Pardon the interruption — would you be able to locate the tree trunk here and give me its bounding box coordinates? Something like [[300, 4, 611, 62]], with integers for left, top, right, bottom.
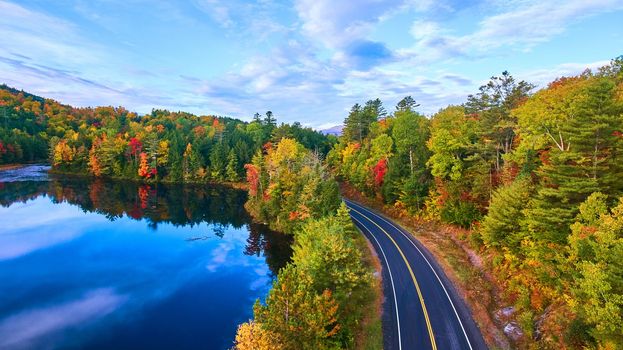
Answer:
[[409, 148, 414, 176]]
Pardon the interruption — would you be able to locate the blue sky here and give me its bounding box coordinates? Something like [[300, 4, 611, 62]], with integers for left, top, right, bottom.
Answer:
[[0, 0, 622, 129]]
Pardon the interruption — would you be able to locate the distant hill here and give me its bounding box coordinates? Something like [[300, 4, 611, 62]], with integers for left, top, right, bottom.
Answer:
[[0, 84, 46, 104], [320, 124, 342, 136], [0, 84, 337, 169]]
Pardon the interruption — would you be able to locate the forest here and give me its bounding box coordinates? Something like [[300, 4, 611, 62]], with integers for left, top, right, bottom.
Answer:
[[2, 56, 622, 349], [0, 84, 335, 183], [235, 138, 378, 350], [328, 58, 623, 349]]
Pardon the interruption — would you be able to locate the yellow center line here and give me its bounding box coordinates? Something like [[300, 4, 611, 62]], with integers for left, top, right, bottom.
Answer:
[[349, 206, 438, 350]]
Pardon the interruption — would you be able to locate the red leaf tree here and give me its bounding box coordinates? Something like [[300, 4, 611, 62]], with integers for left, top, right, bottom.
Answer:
[[138, 152, 150, 178], [245, 164, 260, 196], [129, 137, 142, 156], [373, 158, 387, 187]]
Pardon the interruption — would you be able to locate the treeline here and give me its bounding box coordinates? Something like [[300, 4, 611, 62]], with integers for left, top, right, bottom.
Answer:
[[328, 59, 623, 348], [235, 138, 377, 350], [0, 85, 335, 183], [0, 178, 250, 227]]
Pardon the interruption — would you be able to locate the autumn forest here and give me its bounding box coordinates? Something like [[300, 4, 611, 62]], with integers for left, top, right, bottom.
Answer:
[[1, 57, 623, 349]]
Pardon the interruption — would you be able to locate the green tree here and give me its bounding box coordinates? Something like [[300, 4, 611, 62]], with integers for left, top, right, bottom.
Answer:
[[254, 265, 340, 350], [567, 193, 623, 347], [480, 178, 533, 252], [391, 107, 431, 210], [342, 99, 385, 143], [395, 95, 419, 112], [522, 74, 623, 245], [465, 71, 534, 172], [292, 214, 371, 345], [209, 142, 226, 180], [427, 106, 477, 181], [226, 149, 240, 181]]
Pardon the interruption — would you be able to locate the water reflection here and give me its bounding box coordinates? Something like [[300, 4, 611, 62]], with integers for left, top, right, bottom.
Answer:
[[0, 176, 292, 350]]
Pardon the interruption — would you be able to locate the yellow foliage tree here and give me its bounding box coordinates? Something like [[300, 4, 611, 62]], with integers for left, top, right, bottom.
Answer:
[[234, 321, 281, 350], [53, 140, 75, 166]]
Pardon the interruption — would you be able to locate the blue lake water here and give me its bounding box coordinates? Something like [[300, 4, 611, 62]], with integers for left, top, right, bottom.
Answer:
[[0, 166, 291, 350]]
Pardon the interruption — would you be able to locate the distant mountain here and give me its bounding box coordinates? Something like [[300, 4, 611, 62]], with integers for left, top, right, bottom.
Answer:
[[320, 125, 342, 136]]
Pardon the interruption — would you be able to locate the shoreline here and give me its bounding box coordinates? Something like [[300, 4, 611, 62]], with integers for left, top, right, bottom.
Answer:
[[0, 162, 48, 171], [46, 168, 248, 190]]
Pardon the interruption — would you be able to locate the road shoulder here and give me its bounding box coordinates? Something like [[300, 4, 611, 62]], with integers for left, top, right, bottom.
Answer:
[[341, 183, 511, 350], [353, 219, 385, 350]]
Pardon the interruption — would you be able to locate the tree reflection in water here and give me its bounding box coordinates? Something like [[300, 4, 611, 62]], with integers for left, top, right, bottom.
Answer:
[[0, 176, 292, 276]]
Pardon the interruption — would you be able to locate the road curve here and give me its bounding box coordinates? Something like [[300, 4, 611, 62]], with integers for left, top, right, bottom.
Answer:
[[345, 199, 488, 350]]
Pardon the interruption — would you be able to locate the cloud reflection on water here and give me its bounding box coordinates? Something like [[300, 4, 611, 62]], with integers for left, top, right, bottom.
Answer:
[[0, 198, 103, 261], [0, 288, 127, 350]]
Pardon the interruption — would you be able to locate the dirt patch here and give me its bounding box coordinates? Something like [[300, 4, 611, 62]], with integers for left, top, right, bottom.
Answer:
[[340, 182, 512, 350]]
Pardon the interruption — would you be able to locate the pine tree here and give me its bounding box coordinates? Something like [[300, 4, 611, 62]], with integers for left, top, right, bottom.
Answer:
[[480, 178, 533, 251], [226, 149, 240, 182], [395, 96, 419, 112], [525, 75, 623, 244], [342, 103, 363, 143]]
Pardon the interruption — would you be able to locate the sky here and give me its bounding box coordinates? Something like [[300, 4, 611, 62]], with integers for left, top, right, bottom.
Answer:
[[0, 0, 622, 129]]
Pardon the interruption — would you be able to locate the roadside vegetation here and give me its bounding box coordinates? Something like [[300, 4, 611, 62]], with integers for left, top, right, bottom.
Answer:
[[235, 137, 380, 350], [328, 57, 623, 349]]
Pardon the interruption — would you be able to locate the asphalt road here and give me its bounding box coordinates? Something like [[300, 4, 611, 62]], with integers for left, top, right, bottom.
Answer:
[[345, 199, 488, 350]]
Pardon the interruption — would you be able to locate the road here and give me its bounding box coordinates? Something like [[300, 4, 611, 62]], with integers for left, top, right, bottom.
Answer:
[[345, 199, 488, 350]]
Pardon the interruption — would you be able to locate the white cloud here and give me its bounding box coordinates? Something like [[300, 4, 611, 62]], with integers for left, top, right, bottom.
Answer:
[[193, 0, 234, 28], [0, 0, 98, 66], [404, 0, 623, 62], [0, 0, 620, 128], [206, 241, 235, 272], [518, 59, 612, 88], [335, 65, 472, 114], [192, 0, 290, 39], [294, 0, 406, 51], [0, 1, 143, 109], [0, 199, 105, 260], [472, 0, 623, 50], [410, 20, 441, 41]]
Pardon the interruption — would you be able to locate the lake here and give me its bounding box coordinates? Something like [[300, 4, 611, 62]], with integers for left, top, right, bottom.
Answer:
[[0, 165, 292, 350]]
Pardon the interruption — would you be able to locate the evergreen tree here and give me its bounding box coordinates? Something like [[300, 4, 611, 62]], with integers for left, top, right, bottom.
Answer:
[[567, 193, 623, 347], [480, 178, 533, 252], [395, 95, 419, 112], [342, 103, 363, 143], [524, 75, 623, 244], [465, 71, 534, 172], [226, 149, 240, 181]]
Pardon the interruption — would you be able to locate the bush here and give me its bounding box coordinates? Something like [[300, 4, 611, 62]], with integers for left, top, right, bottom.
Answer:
[[440, 200, 481, 228]]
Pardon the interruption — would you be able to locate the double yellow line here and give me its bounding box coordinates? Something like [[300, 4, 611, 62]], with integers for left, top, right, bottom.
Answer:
[[349, 206, 437, 350]]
